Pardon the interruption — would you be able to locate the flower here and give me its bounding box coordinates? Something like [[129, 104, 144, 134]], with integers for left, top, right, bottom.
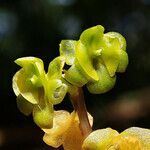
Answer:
[[59, 25, 128, 94], [12, 56, 68, 129], [43, 110, 93, 150], [82, 127, 150, 150], [12, 57, 45, 104]]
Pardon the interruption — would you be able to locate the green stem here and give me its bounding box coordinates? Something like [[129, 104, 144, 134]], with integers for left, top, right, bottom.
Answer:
[[69, 87, 92, 138]]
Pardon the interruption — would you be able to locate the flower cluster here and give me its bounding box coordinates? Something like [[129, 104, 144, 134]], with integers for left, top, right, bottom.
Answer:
[[12, 25, 149, 150], [60, 25, 128, 93]]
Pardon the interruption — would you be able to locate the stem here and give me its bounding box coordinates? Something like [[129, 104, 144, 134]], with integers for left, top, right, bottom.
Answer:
[[69, 87, 92, 138]]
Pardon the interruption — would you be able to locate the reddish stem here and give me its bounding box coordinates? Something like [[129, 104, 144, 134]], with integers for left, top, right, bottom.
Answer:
[[69, 87, 92, 138]]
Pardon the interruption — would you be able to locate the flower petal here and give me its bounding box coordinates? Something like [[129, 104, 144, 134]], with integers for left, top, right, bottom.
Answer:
[[15, 57, 45, 77], [12, 69, 39, 104], [76, 41, 99, 81], [105, 32, 126, 51], [43, 110, 71, 148], [64, 62, 88, 87], [44, 79, 68, 105], [101, 37, 121, 77], [63, 112, 93, 150], [82, 128, 119, 150], [87, 64, 116, 94], [59, 40, 76, 65], [16, 94, 33, 116], [117, 50, 129, 73], [80, 25, 104, 51], [47, 56, 65, 79], [119, 127, 150, 150]]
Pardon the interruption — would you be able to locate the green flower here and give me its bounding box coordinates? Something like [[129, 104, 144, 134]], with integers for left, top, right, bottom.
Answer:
[[12, 56, 68, 129], [13, 57, 45, 104], [59, 25, 128, 94], [45, 56, 68, 105]]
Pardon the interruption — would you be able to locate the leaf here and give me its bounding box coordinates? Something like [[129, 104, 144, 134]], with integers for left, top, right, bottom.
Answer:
[[59, 40, 76, 65], [87, 64, 116, 94], [16, 94, 34, 116]]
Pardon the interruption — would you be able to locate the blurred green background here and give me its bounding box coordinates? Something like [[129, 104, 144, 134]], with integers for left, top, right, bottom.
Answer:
[[0, 0, 150, 149]]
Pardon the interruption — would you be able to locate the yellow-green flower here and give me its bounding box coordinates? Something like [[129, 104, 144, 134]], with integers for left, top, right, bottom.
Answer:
[[82, 127, 150, 150], [59, 25, 128, 94], [13, 57, 45, 104], [12, 56, 68, 129]]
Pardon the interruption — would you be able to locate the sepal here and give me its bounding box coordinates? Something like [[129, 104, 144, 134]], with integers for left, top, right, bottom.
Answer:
[[47, 56, 65, 79], [76, 41, 99, 80], [101, 37, 121, 77], [16, 94, 33, 116], [80, 25, 104, 50], [12, 69, 40, 104], [59, 40, 76, 65]]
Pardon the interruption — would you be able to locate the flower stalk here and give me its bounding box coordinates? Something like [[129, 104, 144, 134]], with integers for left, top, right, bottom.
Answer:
[[69, 87, 92, 138]]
